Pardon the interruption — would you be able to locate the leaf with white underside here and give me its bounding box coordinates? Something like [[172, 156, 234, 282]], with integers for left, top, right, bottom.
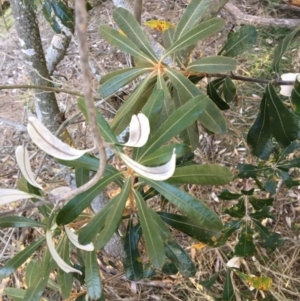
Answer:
[[123, 113, 150, 147], [227, 256, 241, 269], [0, 189, 40, 206], [27, 117, 91, 160], [119, 149, 176, 181], [64, 226, 94, 251], [15, 146, 43, 190], [280, 73, 299, 97], [46, 229, 82, 274]]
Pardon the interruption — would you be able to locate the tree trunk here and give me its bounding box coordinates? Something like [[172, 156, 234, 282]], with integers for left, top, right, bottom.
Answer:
[[10, 0, 61, 132]]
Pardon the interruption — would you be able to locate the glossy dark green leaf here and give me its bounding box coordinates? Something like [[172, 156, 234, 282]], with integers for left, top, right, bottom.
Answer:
[[264, 179, 277, 194], [75, 167, 89, 188], [218, 189, 242, 201], [207, 81, 230, 110], [135, 94, 207, 162], [56, 172, 122, 225], [247, 95, 273, 159], [113, 8, 158, 62], [162, 260, 178, 275], [139, 144, 190, 166], [241, 188, 255, 196], [223, 77, 236, 103], [213, 220, 243, 247], [3, 288, 26, 301], [277, 169, 297, 188], [222, 269, 235, 301], [111, 73, 157, 135], [43, 0, 61, 34], [199, 271, 221, 289], [0, 216, 45, 228], [25, 260, 40, 288], [234, 223, 256, 257], [278, 141, 300, 161], [95, 178, 131, 250], [58, 236, 73, 298], [50, 0, 74, 30], [167, 164, 233, 186], [250, 206, 274, 220], [85, 250, 102, 299], [144, 180, 223, 233], [291, 74, 300, 115], [249, 197, 274, 211], [221, 25, 257, 57], [164, 18, 225, 57], [123, 219, 143, 281], [0, 238, 45, 279], [99, 67, 151, 97], [188, 56, 237, 74], [272, 26, 300, 72], [279, 157, 300, 170], [224, 199, 245, 218], [252, 219, 284, 252], [134, 190, 165, 268], [166, 68, 227, 134], [266, 83, 300, 147], [238, 163, 269, 179]]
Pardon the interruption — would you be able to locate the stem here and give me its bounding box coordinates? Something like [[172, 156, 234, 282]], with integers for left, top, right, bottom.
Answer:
[[133, 0, 143, 25]]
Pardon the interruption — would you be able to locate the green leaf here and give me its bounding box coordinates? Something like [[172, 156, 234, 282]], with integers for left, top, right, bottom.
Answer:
[[95, 178, 131, 250], [234, 223, 256, 257], [266, 83, 300, 147], [3, 288, 26, 301], [252, 219, 284, 252], [214, 220, 243, 247], [221, 25, 257, 57], [247, 95, 273, 159], [0, 238, 45, 279], [43, 0, 61, 34], [0, 216, 45, 228], [111, 73, 157, 135], [187, 56, 237, 74], [291, 74, 300, 115], [165, 68, 227, 134], [113, 8, 158, 62], [222, 269, 235, 301], [163, 27, 175, 49], [199, 271, 221, 289], [158, 211, 220, 244], [50, 0, 74, 30], [123, 219, 143, 281], [75, 167, 89, 188], [58, 236, 73, 298], [99, 25, 154, 63], [99, 67, 151, 97], [143, 180, 223, 233], [249, 197, 274, 211], [207, 81, 230, 110], [164, 18, 225, 58], [224, 199, 245, 218], [238, 163, 271, 179], [250, 205, 274, 220], [223, 77, 237, 103], [173, 0, 210, 42], [84, 250, 102, 299], [25, 260, 40, 288], [218, 189, 242, 201], [56, 172, 123, 225], [167, 164, 233, 186], [136, 94, 207, 162], [272, 26, 300, 72], [134, 190, 165, 269]]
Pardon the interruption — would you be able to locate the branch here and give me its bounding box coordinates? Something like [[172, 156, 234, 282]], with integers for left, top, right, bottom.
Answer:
[[224, 2, 300, 28]]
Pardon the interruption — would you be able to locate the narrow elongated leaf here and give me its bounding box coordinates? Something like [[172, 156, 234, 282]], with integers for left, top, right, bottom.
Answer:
[[99, 25, 154, 63], [0, 238, 45, 279], [0, 189, 39, 206], [266, 83, 300, 147], [272, 26, 300, 72], [143, 179, 223, 232], [173, 0, 210, 42], [221, 25, 257, 57], [75, 167, 89, 188], [123, 220, 143, 281], [3, 288, 26, 301], [64, 226, 94, 251], [43, 0, 61, 33], [199, 271, 221, 289], [166, 68, 227, 134], [291, 74, 300, 115], [25, 260, 40, 287], [28, 117, 91, 160], [167, 164, 233, 185], [247, 95, 273, 159], [99, 67, 151, 97], [56, 172, 122, 225], [222, 269, 235, 301], [187, 56, 237, 73], [50, 0, 74, 30], [163, 27, 175, 49], [207, 81, 230, 110], [95, 178, 131, 250], [235, 223, 256, 257], [223, 77, 237, 103], [85, 250, 102, 299], [136, 95, 207, 162], [113, 8, 158, 62], [134, 190, 165, 268], [111, 73, 157, 135], [0, 216, 45, 228], [164, 18, 225, 58]]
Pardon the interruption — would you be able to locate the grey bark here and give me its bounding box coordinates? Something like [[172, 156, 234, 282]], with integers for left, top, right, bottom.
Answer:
[[10, 0, 61, 132]]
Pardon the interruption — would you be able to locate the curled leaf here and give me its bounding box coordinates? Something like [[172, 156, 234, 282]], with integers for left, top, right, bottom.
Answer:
[[46, 228, 82, 274], [50, 186, 73, 197], [15, 146, 43, 190], [226, 256, 241, 269], [119, 149, 176, 181], [0, 189, 40, 206], [123, 113, 150, 147], [64, 226, 94, 251], [280, 73, 299, 96], [27, 117, 91, 160]]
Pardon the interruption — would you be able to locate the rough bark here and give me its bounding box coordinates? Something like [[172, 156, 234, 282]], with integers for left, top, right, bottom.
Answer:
[[10, 0, 61, 132]]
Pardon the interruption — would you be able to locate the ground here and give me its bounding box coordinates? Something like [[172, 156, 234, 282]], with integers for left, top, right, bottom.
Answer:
[[0, 0, 300, 300]]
